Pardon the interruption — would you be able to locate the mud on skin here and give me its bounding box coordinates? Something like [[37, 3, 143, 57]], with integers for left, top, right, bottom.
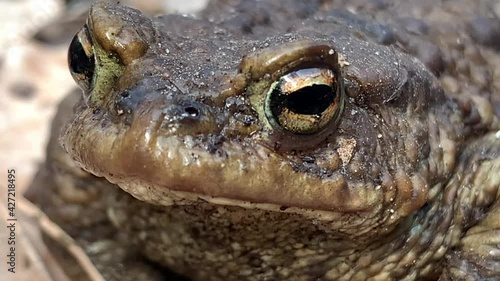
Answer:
[[33, 0, 500, 280]]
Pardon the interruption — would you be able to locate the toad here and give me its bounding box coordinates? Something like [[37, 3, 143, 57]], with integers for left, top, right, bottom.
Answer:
[[35, 0, 500, 280]]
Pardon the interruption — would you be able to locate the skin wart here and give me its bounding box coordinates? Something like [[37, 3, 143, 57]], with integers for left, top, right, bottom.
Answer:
[[34, 0, 500, 280]]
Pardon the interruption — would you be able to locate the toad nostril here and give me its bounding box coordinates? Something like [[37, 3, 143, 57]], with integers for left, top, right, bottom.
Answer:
[[184, 106, 200, 117]]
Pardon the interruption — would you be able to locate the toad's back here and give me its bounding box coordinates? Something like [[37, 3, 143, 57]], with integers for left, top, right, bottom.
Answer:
[[35, 0, 500, 280]]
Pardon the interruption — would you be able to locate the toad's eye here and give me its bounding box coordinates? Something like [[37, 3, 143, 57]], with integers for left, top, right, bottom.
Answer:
[[68, 25, 95, 96], [265, 68, 343, 134]]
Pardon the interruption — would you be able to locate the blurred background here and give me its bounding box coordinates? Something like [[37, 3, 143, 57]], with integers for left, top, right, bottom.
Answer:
[[0, 1, 205, 280]]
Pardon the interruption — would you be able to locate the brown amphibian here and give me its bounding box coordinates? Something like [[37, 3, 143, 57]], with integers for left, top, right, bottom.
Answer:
[[36, 0, 500, 280]]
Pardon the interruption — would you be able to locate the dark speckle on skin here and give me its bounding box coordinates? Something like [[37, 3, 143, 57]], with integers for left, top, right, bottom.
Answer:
[[204, 134, 226, 154]]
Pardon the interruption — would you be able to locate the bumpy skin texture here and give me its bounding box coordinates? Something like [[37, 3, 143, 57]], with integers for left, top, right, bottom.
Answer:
[[36, 0, 500, 280]]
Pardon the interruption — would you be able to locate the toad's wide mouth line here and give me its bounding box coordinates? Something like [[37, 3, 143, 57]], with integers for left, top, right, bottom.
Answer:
[[114, 178, 382, 222]]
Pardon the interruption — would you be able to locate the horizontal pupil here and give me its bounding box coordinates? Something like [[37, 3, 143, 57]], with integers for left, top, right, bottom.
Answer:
[[285, 84, 334, 115]]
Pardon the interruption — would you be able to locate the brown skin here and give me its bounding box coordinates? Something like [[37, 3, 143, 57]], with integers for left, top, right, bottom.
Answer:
[[35, 0, 500, 280]]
